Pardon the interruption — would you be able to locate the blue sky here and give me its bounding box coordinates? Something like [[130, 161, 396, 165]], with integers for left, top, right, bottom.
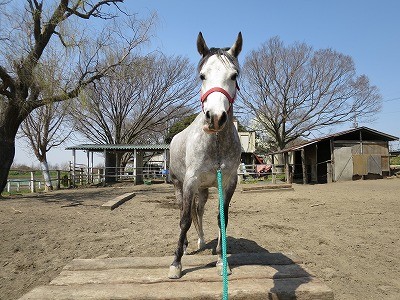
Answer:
[[14, 0, 400, 165]]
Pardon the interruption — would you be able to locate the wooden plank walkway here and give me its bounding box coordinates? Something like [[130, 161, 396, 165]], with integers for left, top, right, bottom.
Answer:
[[19, 252, 333, 299]]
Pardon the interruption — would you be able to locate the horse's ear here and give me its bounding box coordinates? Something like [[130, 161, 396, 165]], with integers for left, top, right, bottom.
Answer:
[[228, 32, 243, 58], [197, 32, 209, 57]]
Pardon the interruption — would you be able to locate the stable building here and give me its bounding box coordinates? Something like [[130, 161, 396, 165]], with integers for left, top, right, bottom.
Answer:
[[270, 127, 398, 184]]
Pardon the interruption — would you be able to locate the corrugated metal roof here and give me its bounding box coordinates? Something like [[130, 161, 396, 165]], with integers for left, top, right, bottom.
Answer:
[[65, 144, 170, 151], [269, 126, 398, 154]]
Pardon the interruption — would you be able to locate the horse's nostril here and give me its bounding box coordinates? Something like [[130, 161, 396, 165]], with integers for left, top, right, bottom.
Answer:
[[205, 111, 211, 120], [218, 112, 227, 128]]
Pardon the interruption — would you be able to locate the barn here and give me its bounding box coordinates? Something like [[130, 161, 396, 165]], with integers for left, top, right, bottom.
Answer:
[[270, 127, 398, 184]]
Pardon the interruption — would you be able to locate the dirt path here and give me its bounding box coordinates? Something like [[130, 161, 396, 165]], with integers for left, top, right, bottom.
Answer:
[[1, 179, 399, 300]]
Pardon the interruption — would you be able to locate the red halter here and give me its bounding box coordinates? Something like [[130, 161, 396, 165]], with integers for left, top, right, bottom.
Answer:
[[200, 82, 240, 113]]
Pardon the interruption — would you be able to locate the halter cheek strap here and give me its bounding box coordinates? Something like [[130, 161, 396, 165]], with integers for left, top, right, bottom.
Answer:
[[200, 82, 240, 113]]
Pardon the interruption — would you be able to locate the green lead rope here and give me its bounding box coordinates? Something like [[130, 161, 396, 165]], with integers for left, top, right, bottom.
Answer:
[[217, 169, 229, 300]]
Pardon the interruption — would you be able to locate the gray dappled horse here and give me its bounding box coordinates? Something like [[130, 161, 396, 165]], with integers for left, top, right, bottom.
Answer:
[[168, 32, 243, 279]]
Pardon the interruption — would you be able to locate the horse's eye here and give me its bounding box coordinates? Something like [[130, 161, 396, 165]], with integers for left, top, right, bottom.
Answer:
[[230, 73, 238, 81], [200, 74, 206, 80]]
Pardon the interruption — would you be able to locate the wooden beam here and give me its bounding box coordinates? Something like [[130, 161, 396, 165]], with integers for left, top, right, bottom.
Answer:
[[101, 192, 135, 210]]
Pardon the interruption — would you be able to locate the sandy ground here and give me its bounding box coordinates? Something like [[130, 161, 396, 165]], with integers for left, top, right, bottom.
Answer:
[[0, 178, 399, 300]]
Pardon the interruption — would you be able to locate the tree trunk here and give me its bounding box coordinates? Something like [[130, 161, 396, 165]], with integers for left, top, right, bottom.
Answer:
[[40, 160, 53, 191], [0, 138, 15, 195], [0, 104, 25, 194]]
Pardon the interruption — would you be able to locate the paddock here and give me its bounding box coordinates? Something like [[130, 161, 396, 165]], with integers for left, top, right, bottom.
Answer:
[[1, 179, 399, 299]]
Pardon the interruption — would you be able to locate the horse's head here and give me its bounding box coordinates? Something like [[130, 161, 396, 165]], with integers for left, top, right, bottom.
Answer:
[[197, 32, 242, 134]]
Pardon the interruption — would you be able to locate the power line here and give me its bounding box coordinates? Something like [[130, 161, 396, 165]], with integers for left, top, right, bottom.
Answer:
[[383, 97, 400, 102]]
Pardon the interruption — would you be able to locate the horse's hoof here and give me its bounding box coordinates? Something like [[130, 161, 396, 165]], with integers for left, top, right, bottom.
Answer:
[[216, 261, 232, 276], [197, 238, 205, 250], [168, 264, 182, 279]]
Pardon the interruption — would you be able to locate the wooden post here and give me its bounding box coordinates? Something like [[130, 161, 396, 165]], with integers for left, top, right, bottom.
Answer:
[[327, 163, 332, 183], [30, 171, 36, 193], [72, 149, 76, 187], [87, 151, 90, 184], [103, 149, 107, 187], [301, 148, 307, 184], [7, 181, 11, 193], [330, 138, 335, 182], [90, 151, 94, 184], [271, 154, 276, 184], [163, 149, 169, 183], [315, 144, 318, 183], [284, 152, 290, 184], [56, 170, 61, 190], [133, 149, 138, 185]]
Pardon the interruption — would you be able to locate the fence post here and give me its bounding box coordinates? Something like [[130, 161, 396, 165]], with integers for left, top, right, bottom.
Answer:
[[56, 170, 61, 189], [7, 181, 11, 193], [80, 168, 84, 185], [30, 171, 36, 193]]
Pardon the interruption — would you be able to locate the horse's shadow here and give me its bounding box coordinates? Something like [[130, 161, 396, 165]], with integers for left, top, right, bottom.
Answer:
[[185, 236, 313, 299]]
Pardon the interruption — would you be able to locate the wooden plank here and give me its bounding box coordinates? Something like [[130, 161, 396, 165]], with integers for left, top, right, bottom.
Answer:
[[100, 192, 135, 210], [241, 184, 293, 193], [51, 265, 312, 286], [20, 278, 334, 300], [19, 253, 334, 300], [63, 253, 303, 271]]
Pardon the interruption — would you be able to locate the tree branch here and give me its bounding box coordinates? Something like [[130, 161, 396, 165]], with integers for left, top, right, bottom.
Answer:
[[66, 0, 123, 19]]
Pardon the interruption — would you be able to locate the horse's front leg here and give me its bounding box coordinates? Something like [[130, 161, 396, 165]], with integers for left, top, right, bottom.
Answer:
[[168, 179, 196, 279], [216, 175, 237, 276]]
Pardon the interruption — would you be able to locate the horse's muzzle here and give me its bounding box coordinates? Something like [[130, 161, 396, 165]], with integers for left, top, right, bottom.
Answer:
[[203, 111, 227, 133]]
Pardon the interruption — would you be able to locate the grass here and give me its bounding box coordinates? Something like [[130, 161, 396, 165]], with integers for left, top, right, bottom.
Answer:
[[390, 156, 400, 165]]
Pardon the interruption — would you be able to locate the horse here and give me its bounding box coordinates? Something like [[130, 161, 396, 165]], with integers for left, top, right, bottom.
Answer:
[[168, 32, 243, 279]]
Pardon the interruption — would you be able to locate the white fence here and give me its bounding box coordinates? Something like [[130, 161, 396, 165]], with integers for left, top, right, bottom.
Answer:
[[6, 170, 66, 193]]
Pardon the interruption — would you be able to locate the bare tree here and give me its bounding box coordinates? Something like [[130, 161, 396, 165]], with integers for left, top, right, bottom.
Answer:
[[240, 37, 382, 152], [72, 53, 198, 166], [0, 0, 155, 193], [20, 101, 72, 190]]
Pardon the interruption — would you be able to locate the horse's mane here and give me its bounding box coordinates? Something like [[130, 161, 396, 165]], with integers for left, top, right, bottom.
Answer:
[[197, 47, 240, 73]]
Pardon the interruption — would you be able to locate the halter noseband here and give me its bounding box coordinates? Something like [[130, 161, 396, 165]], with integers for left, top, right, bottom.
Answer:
[[200, 82, 240, 113]]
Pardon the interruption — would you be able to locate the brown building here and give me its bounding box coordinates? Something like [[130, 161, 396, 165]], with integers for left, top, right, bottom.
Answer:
[[269, 127, 398, 184]]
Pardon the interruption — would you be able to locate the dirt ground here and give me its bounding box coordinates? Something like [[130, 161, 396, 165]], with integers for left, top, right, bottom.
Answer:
[[0, 178, 399, 300]]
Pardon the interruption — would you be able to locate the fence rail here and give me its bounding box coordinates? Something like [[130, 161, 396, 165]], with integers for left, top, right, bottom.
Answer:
[[6, 162, 296, 194], [5, 170, 68, 193]]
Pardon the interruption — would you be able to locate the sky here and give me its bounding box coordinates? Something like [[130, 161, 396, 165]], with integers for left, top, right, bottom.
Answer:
[[14, 0, 400, 166]]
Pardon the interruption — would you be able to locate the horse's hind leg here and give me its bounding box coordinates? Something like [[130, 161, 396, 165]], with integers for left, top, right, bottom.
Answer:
[[216, 176, 237, 276], [172, 178, 183, 206], [192, 188, 208, 250]]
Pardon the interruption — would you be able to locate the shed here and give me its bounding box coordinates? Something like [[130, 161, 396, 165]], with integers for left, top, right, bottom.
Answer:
[[270, 127, 398, 184], [65, 144, 170, 185]]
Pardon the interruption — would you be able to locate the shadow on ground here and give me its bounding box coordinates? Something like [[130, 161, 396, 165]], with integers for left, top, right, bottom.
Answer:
[[187, 236, 313, 299]]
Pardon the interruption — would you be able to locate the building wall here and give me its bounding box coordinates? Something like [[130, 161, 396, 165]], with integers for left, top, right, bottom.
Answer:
[[333, 146, 353, 181], [333, 141, 390, 181]]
